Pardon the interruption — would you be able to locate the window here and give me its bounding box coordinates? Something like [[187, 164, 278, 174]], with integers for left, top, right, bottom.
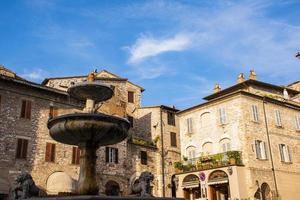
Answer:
[[16, 138, 28, 159], [218, 107, 226, 124], [295, 115, 300, 131], [167, 111, 176, 126], [186, 146, 196, 159], [202, 142, 213, 155], [72, 146, 81, 165], [106, 147, 118, 164], [220, 138, 231, 152], [49, 106, 58, 118], [186, 118, 193, 134], [275, 110, 282, 127], [251, 105, 259, 122], [141, 151, 147, 165], [128, 91, 134, 103], [279, 144, 292, 163], [45, 142, 56, 162], [170, 132, 177, 147], [127, 116, 134, 128], [255, 140, 267, 160], [20, 100, 31, 119]]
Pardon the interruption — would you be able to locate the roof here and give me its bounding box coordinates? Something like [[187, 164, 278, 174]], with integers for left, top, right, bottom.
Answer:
[[140, 105, 180, 112], [41, 69, 145, 92]]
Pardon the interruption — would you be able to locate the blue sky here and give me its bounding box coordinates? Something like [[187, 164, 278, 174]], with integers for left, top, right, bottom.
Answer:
[[0, 0, 300, 109]]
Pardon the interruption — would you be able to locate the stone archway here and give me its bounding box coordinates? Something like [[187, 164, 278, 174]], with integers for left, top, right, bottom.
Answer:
[[261, 183, 271, 200], [105, 180, 120, 196], [208, 170, 230, 200], [182, 174, 201, 200], [46, 171, 76, 195]]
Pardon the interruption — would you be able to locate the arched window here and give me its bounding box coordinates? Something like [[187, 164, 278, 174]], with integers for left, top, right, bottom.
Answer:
[[200, 112, 211, 128], [220, 138, 231, 152], [202, 142, 213, 155], [186, 146, 196, 159]]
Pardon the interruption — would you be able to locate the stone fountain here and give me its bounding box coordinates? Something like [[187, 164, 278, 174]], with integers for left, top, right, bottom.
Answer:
[[47, 71, 130, 195]]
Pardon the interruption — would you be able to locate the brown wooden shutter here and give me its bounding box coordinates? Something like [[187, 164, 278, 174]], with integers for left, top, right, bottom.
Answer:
[[170, 132, 177, 147], [105, 147, 109, 163], [49, 106, 54, 118], [128, 91, 134, 103], [72, 147, 76, 164], [141, 151, 147, 165], [25, 101, 31, 119], [16, 139, 22, 158], [21, 100, 26, 118], [45, 143, 51, 161], [51, 144, 56, 162], [22, 139, 28, 158], [115, 148, 118, 164], [76, 148, 81, 164], [0, 95, 1, 112]]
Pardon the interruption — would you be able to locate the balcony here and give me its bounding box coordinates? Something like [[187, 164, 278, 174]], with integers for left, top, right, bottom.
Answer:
[[174, 151, 243, 172]]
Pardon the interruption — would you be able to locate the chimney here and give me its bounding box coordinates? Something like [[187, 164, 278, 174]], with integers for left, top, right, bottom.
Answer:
[[249, 69, 257, 80], [214, 84, 221, 93], [237, 73, 245, 83]]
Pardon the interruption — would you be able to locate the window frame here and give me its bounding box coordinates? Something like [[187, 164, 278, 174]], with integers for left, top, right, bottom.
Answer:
[[128, 91, 134, 103], [45, 142, 56, 162], [255, 140, 268, 160], [167, 111, 176, 126], [127, 115, 134, 128], [251, 105, 259, 122], [20, 100, 32, 119], [72, 146, 81, 165], [275, 110, 282, 127], [218, 107, 227, 125], [106, 147, 118, 164], [170, 132, 177, 147], [141, 151, 148, 165], [279, 144, 292, 163], [49, 105, 58, 118], [16, 138, 28, 159], [186, 117, 193, 134], [295, 115, 300, 131]]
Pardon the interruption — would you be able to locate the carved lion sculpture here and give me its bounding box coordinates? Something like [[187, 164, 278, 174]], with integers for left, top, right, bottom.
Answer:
[[131, 171, 154, 197], [11, 172, 40, 200]]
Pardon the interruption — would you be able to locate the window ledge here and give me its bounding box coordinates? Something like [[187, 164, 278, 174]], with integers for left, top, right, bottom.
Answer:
[[251, 120, 260, 124], [256, 158, 268, 161], [275, 125, 284, 129], [281, 161, 292, 164]]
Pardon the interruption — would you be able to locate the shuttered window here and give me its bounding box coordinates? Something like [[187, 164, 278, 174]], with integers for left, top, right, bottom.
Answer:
[[20, 100, 32, 119], [255, 140, 267, 160], [219, 108, 226, 124], [16, 138, 28, 159], [45, 143, 56, 162], [170, 132, 177, 147], [127, 116, 134, 128], [167, 112, 176, 126], [128, 91, 134, 103], [0, 95, 2, 112], [275, 110, 282, 127], [279, 144, 292, 163], [141, 151, 147, 165], [295, 115, 300, 131], [187, 118, 193, 134], [105, 147, 118, 164], [251, 105, 259, 122], [72, 147, 81, 165], [49, 106, 58, 118]]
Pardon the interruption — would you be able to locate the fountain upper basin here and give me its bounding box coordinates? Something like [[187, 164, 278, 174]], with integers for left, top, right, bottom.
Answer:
[[47, 113, 130, 146]]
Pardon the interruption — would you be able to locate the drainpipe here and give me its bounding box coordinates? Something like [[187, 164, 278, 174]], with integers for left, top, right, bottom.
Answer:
[[262, 97, 279, 197], [160, 107, 166, 197]]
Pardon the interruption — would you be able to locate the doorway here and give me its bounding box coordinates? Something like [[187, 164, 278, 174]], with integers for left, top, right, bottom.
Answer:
[[105, 180, 120, 196], [208, 170, 230, 200]]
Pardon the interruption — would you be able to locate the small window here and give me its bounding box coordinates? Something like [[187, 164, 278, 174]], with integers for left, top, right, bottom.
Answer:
[[45, 142, 56, 162], [279, 144, 292, 163], [141, 151, 147, 165], [255, 140, 268, 160], [219, 107, 226, 124], [167, 111, 176, 126], [127, 116, 134, 128], [275, 110, 282, 127], [128, 91, 134, 103], [186, 118, 193, 133], [220, 138, 231, 152], [72, 146, 81, 165], [20, 100, 32, 119], [106, 147, 118, 164], [170, 132, 177, 147], [16, 138, 28, 159], [202, 142, 212, 155], [251, 105, 259, 122], [295, 115, 300, 131], [49, 106, 58, 118]]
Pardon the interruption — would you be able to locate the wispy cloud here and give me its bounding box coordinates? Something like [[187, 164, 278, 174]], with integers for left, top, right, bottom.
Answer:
[[21, 68, 48, 82], [126, 33, 191, 64]]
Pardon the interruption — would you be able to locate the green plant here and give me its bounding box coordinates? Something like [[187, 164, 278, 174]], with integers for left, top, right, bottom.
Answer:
[[182, 156, 188, 161], [153, 135, 160, 144], [226, 151, 242, 164], [174, 161, 184, 170]]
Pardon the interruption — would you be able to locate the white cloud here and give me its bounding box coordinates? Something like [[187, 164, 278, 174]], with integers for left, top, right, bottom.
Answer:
[[21, 69, 48, 82], [127, 33, 191, 64]]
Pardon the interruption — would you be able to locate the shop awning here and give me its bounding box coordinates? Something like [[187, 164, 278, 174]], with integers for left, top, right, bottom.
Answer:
[[182, 181, 200, 188], [207, 178, 228, 185]]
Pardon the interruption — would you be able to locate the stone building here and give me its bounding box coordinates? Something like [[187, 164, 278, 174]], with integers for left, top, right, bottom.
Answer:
[[174, 71, 300, 200], [0, 67, 180, 198]]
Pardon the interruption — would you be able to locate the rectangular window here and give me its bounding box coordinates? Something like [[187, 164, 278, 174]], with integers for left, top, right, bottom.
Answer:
[[167, 111, 176, 126], [72, 147, 81, 165], [127, 116, 134, 128], [187, 118, 193, 134], [20, 100, 32, 119], [49, 106, 58, 118], [45, 142, 56, 162], [170, 132, 177, 147], [279, 144, 292, 163], [251, 105, 259, 122], [275, 110, 282, 127], [295, 115, 300, 131], [255, 140, 267, 160], [219, 108, 226, 124], [128, 91, 134, 103], [105, 147, 118, 164], [16, 138, 28, 159], [141, 151, 147, 165]]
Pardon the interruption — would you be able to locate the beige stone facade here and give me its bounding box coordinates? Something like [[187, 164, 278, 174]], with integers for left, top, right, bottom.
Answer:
[[174, 74, 300, 200], [0, 67, 180, 198]]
